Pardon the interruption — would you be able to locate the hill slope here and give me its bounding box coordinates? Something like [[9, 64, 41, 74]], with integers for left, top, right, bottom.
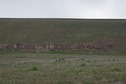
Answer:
[[0, 19, 126, 54]]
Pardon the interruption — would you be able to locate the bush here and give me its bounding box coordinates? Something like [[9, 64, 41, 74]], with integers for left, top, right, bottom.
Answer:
[[80, 63, 86, 67], [110, 66, 121, 72], [61, 58, 65, 61], [30, 66, 38, 71]]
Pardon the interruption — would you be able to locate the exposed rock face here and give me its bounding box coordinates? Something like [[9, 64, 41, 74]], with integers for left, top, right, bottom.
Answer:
[[0, 42, 116, 52]]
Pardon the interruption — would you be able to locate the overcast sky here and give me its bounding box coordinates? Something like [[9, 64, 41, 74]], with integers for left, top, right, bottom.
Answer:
[[0, 0, 126, 19]]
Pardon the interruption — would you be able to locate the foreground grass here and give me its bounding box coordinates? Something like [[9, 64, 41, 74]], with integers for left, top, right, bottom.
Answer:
[[0, 53, 126, 84]]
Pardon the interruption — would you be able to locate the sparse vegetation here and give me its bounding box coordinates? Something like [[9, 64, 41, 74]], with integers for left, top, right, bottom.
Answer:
[[0, 53, 126, 84]]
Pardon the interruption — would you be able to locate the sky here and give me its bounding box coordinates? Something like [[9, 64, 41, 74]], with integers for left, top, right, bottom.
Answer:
[[0, 0, 126, 19]]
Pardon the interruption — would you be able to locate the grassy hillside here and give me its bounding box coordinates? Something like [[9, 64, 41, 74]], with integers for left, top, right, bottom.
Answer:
[[0, 19, 126, 54]]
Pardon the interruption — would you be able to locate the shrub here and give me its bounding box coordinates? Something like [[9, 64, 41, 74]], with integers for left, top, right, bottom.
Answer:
[[80, 63, 86, 67], [61, 58, 65, 61], [110, 66, 121, 72], [31, 66, 38, 71]]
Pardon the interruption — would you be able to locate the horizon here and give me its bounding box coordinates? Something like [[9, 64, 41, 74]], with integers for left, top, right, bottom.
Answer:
[[0, 17, 126, 19]]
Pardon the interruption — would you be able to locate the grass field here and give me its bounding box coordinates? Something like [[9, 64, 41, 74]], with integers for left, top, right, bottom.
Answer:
[[0, 19, 126, 54], [0, 19, 126, 84], [0, 19, 126, 44], [0, 53, 126, 84]]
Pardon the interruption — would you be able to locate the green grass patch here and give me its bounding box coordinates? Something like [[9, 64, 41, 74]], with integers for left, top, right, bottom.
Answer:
[[110, 66, 121, 72]]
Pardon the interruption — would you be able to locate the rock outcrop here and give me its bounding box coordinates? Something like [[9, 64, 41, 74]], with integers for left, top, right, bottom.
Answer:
[[0, 42, 116, 52]]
